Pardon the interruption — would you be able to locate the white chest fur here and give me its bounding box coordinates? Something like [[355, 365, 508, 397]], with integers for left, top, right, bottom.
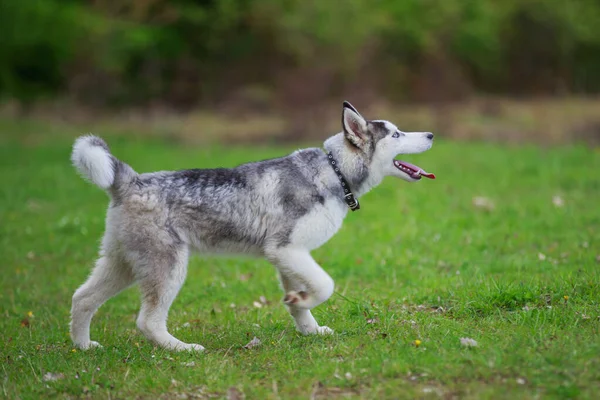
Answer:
[[288, 198, 348, 251]]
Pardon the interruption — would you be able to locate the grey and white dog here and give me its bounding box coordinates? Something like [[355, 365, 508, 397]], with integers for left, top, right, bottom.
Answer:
[[70, 101, 434, 351]]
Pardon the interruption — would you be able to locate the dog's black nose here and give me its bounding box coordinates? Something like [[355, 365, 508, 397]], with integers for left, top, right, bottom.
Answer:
[[426, 133, 434, 140]]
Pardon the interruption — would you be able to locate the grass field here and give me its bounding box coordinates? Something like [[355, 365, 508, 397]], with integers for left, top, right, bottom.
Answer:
[[1, 118, 599, 399]]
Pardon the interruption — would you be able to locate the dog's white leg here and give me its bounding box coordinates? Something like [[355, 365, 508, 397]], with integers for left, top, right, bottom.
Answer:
[[269, 248, 334, 335], [135, 246, 204, 352], [71, 255, 134, 350], [278, 272, 331, 334]]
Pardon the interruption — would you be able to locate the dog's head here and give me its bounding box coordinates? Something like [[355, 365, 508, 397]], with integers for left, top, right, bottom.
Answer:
[[341, 101, 435, 182]]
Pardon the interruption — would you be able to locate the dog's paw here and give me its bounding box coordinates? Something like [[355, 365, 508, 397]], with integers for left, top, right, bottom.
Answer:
[[297, 325, 334, 335], [77, 341, 103, 350], [315, 326, 334, 335], [283, 290, 308, 305], [180, 343, 205, 352]]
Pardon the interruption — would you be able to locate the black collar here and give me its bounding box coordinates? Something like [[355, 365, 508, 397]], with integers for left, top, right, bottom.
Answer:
[[326, 151, 360, 211]]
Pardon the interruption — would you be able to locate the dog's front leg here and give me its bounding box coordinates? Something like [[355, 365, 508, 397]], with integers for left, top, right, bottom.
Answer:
[[279, 273, 334, 335], [267, 248, 334, 335]]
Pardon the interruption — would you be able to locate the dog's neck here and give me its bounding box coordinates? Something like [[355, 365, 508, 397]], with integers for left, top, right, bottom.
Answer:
[[323, 133, 384, 198]]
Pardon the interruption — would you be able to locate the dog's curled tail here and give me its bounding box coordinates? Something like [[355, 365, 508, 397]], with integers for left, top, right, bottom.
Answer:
[[71, 135, 136, 191]]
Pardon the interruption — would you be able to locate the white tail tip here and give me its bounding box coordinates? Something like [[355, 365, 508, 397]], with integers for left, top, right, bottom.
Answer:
[[71, 135, 114, 190]]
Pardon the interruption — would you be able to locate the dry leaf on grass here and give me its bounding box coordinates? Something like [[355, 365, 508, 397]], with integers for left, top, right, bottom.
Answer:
[[552, 195, 565, 207], [43, 372, 64, 382], [472, 196, 495, 211], [460, 337, 478, 347], [252, 296, 270, 308], [243, 336, 261, 349]]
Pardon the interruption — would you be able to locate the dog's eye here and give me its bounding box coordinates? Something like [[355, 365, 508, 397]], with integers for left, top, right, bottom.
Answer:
[[392, 131, 400, 138]]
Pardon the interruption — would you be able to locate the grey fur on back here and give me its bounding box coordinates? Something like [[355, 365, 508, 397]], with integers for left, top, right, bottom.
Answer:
[[118, 146, 353, 254]]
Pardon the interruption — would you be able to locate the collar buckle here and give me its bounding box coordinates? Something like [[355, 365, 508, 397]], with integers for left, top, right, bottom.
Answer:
[[344, 193, 360, 211]]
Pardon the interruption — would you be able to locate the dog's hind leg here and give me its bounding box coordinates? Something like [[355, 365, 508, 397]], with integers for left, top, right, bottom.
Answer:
[[71, 254, 134, 350], [268, 248, 334, 335], [134, 246, 204, 352]]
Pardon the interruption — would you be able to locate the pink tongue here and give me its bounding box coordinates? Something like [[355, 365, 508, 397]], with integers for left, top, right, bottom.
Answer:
[[398, 161, 436, 179]]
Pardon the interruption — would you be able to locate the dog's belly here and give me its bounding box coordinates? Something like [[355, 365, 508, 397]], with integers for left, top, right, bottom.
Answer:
[[188, 238, 263, 256], [287, 199, 347, 250]]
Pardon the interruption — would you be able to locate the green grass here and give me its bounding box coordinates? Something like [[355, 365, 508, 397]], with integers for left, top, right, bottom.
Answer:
[[1, 119, 599, 399]]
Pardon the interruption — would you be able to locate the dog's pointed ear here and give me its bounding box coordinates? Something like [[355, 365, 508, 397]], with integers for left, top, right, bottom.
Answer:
[[342, 101, 368, 148]]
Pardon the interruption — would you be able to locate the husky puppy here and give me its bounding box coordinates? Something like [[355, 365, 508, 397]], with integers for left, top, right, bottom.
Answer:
[[70, 101, 434, 351]]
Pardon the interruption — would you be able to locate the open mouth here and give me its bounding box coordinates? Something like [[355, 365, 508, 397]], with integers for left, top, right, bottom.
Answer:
[[393, 160, 435, 180]]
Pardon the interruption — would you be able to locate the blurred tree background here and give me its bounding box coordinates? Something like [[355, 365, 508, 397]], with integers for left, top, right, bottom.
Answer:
[[1, 0, 600, 141]]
